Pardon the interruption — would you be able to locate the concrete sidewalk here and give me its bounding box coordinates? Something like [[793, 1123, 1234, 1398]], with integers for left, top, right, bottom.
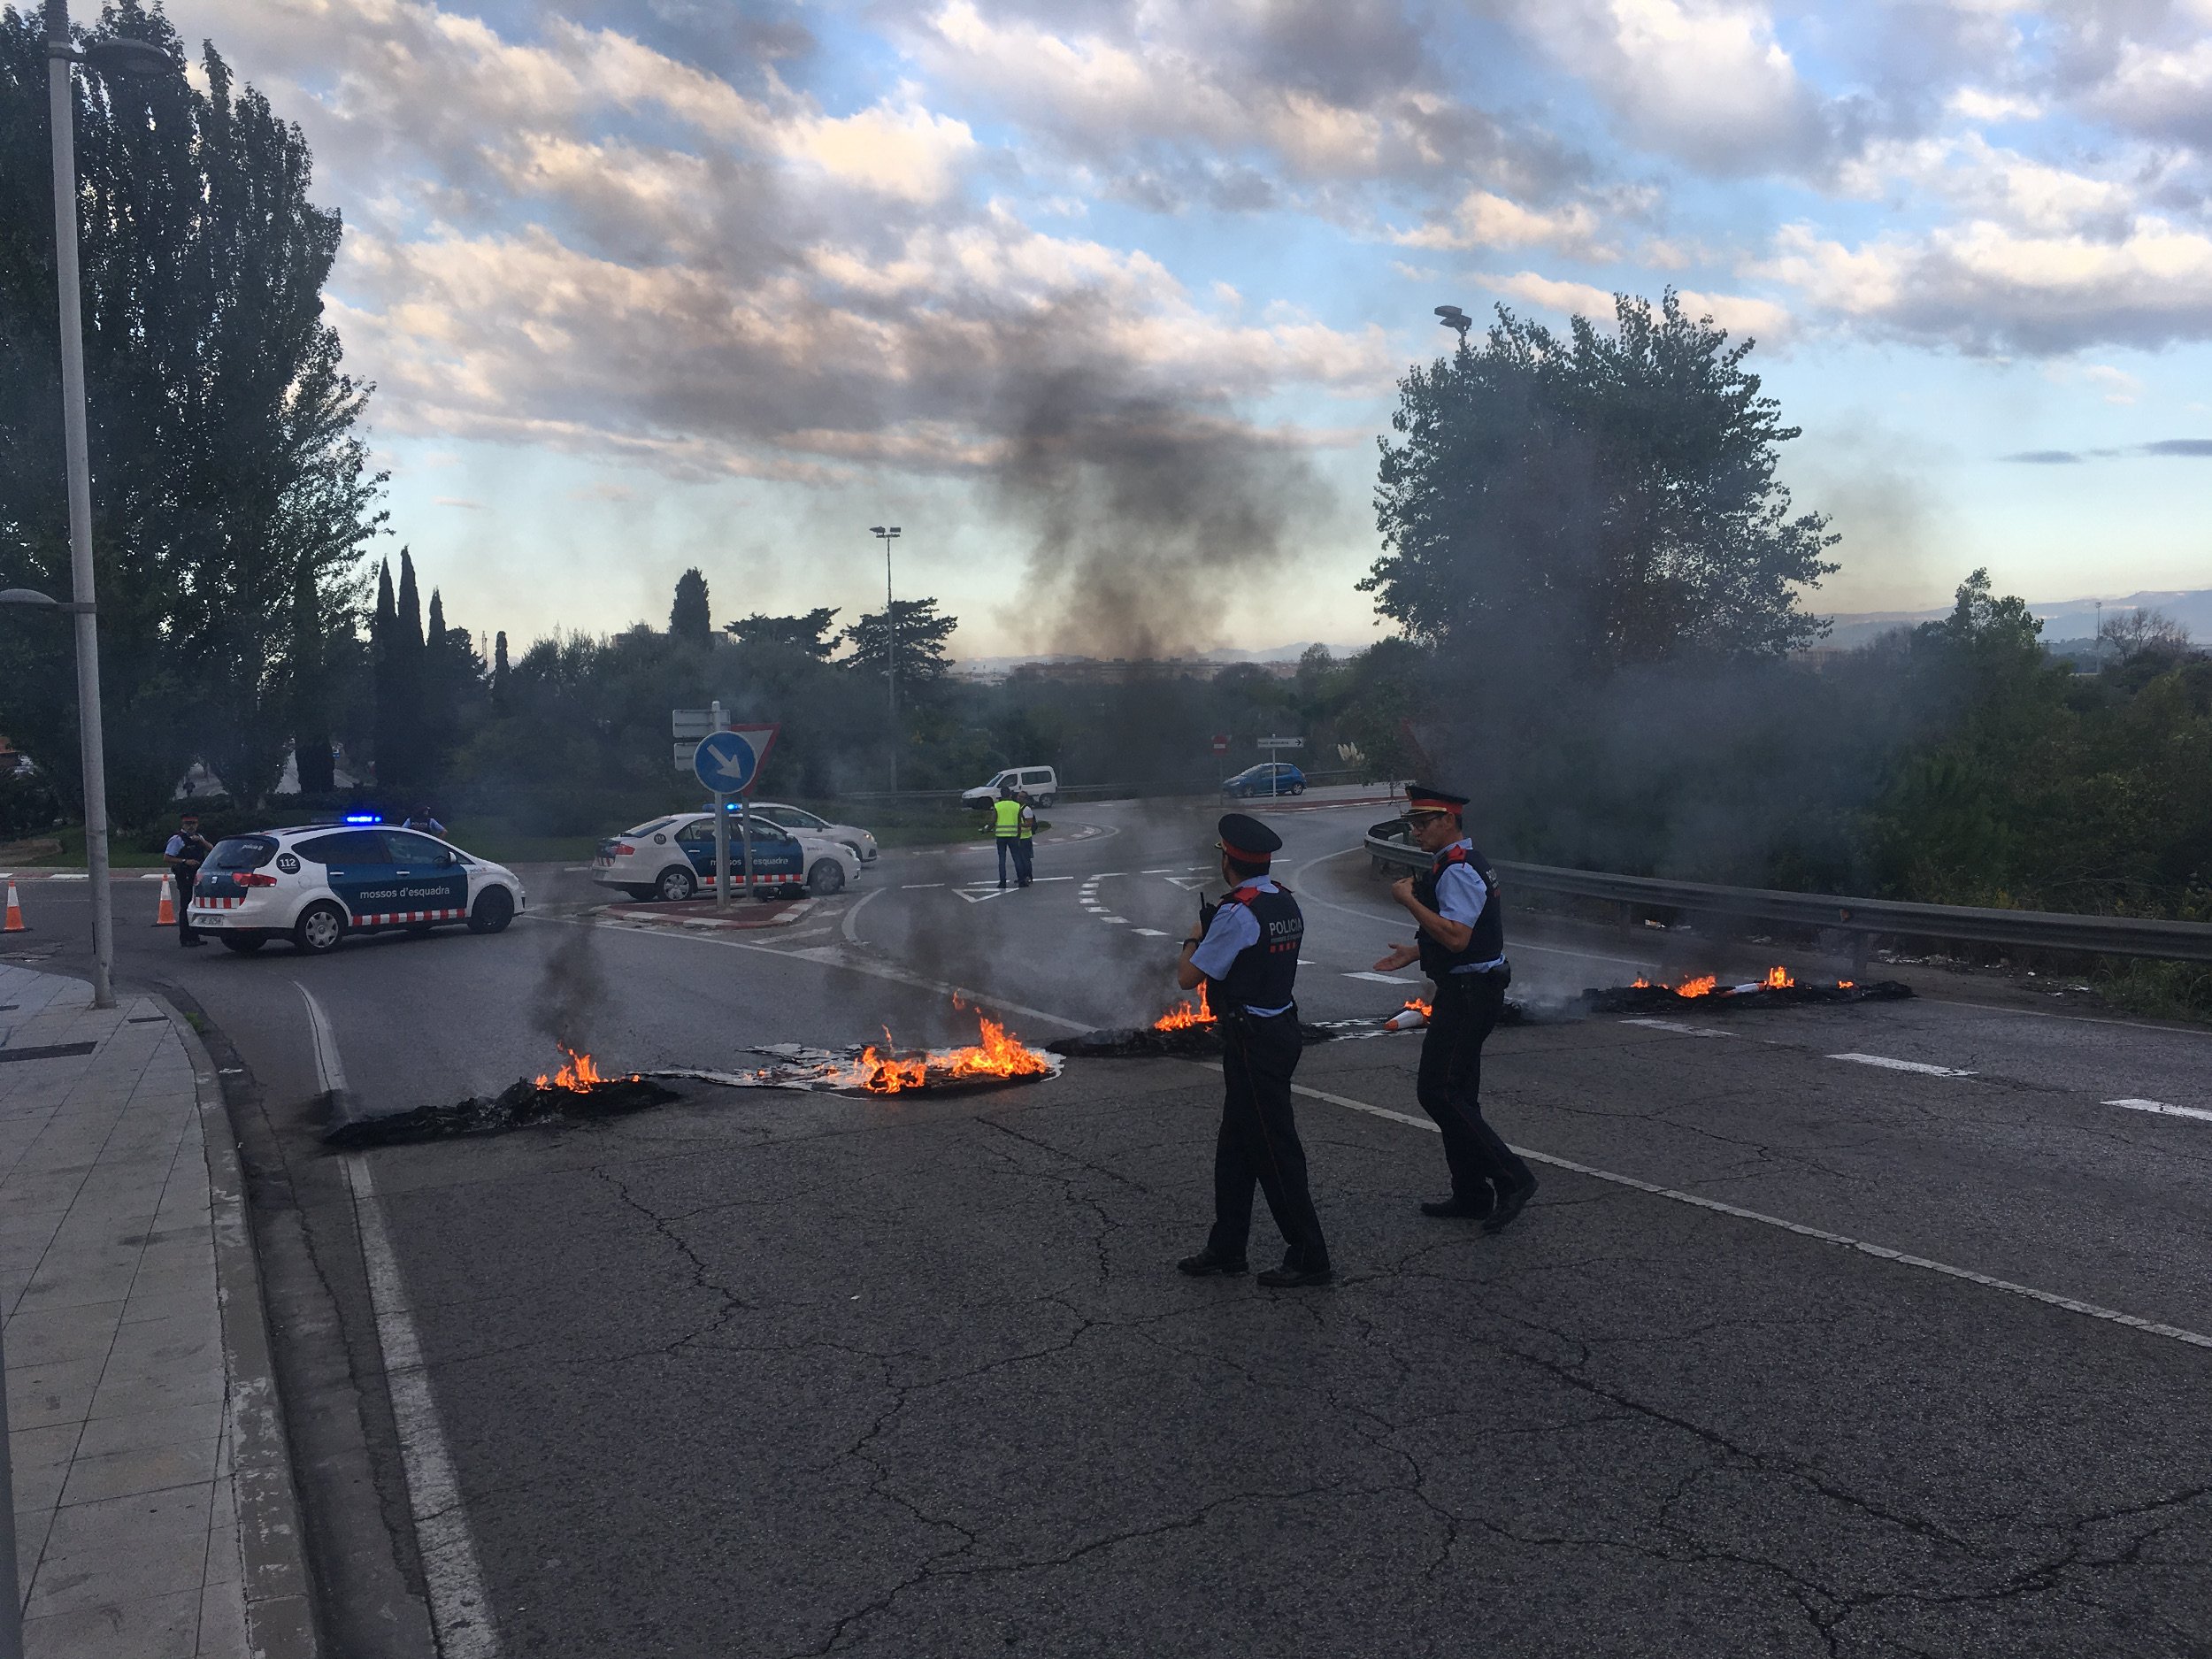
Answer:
[[2, 964, 314, 1658]]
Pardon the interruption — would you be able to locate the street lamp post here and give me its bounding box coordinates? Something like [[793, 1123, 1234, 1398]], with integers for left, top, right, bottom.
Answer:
[[869, 525, 901, 788], [36, 1, 173, 1013]]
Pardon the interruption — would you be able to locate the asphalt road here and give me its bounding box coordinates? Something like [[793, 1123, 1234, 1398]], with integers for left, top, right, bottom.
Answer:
[[7, 798, 2211, 1656]]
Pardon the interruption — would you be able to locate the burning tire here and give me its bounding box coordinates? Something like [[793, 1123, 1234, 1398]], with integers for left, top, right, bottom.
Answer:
[[655, 865, 696, 902], [293, 902, 346, 955], [468, 887, 515, 934], [219, 933, 268, 955], [806, 860, 846, 895]]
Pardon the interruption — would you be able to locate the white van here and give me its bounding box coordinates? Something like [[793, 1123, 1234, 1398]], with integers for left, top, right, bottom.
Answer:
[[962, 766, 1058, 810]]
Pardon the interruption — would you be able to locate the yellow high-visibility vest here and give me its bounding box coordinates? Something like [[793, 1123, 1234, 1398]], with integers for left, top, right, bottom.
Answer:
[[992, 797, 1023, 838]]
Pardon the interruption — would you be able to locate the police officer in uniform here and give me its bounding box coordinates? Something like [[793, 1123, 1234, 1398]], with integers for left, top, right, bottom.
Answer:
[[164, 812, 213, 949], [1175, 813, 1333, 1287], [1012, 792, 1037, 887], [1372, 784, 1538, 1232]]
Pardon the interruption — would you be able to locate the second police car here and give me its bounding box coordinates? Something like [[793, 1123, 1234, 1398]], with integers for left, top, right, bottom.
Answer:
[[592, 808, 862, 901], [188, 816, 526, 955]]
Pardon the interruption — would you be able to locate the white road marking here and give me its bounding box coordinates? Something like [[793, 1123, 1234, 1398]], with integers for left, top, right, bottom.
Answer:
[[297, 980, 501, 1653], [1272, 1075, 2212, 1353], [1033, 876, 1074, 882], [1141, 869, 1174, 874], [1345, 971, 1417, 984], [901, 882, 945, 889], [1133, 928, 1169, 937], [1621, 1018, 1736, 1039], [1162, 876, 1207, 890], [348, 1156, 504, 1657], [1097, 916, 1130, 925], [953, 887, 1015, 903], [1829, 1052, 1976, 1077], [2107, 1098, 2212, 1123], [296, 981, 349, 1098]]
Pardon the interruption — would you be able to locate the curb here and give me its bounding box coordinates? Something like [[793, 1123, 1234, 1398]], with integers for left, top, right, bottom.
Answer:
[[161, 996, 324, 1659]]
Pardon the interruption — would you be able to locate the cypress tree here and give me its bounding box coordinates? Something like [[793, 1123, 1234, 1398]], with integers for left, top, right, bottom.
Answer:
[[390, 549, 426, 787], [291, 559, 335, 794], [493, 629, 509, 711], [371, 557, 399, 787], [670, 567, 711, 645]]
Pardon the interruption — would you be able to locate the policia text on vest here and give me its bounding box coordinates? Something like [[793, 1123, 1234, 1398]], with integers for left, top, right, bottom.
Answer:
[[1172, 812, 1333, 1289], [1372, 783, 1538, 1233]]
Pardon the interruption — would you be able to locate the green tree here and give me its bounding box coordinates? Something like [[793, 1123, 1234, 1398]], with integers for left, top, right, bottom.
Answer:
[[0, 4, 382, 817], [725, 607, 840, 657], [669, 567, 711, 645], [1364, 291, 1836, 671], [842, 598, 956, 689]]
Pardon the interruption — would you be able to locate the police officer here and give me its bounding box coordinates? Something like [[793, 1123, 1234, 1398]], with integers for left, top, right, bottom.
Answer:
[[1012, 792, 1037, 887], [164, 812, 213, 949], [1371, 784, 1538, 1233], [1175, 813, 1333, 1287], [989, 781, 1024, 889]]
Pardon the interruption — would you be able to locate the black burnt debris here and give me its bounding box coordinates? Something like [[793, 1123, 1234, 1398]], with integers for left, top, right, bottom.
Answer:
[[1584, 979, 1915, 1015], [1048, 1002, 1532, 1060], [326, 1073, 680, 1148]]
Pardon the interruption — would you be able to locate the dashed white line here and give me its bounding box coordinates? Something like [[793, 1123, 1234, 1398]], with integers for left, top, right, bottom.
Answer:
[[1133, 928, 1170, 937], [1097, 916, 1130, 925], [2106, 1098, 2212, 1123], [1829, 1052, 1977, 1077], [1621, 1018, 1736, 1039], [901, 883, 945, 888]]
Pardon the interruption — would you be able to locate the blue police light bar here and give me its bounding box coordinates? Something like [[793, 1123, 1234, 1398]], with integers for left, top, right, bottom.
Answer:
[[343, 812, 383, 825]]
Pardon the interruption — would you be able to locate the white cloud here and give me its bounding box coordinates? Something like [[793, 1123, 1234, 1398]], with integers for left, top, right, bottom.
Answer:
[[1479, 271, 1794, 342], [1947, 88, 2042, 123], [1755, 217, 2212, 353], [1508, 0, 1829, 173], [1394, 189, 1609, 257]]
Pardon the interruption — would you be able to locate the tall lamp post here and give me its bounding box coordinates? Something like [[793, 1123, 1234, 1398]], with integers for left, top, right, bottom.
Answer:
[[869, 525, 901, 788], [36, 2, 176, 1013]]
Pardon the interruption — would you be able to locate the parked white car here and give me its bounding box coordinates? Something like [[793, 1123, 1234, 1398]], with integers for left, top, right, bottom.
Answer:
[[742, 802, 879, 865], [961, 765, 1058, 810], [592, 810, 863, 902]]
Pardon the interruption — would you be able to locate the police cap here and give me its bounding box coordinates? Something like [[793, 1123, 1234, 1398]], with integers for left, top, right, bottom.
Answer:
[[1404, 782, 1469, 814], [1216, 812, 1282, 864]]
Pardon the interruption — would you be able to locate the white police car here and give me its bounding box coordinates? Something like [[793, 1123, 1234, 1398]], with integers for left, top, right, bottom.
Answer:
[[592, 809, 861, 902], [188, 817, 526, 955]]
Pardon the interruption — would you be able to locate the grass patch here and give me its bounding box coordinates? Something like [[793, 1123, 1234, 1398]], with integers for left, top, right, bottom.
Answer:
[[5, 827, 168, 868], [2094, 958, 2212, 1025]]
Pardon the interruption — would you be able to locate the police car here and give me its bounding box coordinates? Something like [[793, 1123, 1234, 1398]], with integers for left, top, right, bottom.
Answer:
[[591, 809, 862, 902], [188, 817, 526, 956]]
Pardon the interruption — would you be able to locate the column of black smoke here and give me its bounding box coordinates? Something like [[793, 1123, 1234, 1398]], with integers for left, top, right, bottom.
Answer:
[[532, 920, 606, 1065]]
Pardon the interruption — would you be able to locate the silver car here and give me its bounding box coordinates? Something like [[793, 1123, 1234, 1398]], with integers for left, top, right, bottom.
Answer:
[[743, 802, 879, 865]]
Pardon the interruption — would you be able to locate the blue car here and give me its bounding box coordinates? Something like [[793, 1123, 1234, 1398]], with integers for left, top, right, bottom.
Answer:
[[1221, 762, 1306, 799]]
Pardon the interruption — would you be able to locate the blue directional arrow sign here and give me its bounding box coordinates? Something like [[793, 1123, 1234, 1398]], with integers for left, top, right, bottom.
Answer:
[[691, 726, 778, 797]]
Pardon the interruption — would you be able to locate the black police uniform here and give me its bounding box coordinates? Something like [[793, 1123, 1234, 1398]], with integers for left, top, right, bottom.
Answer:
[[1190, 817, 1331, 1279], [166, 828, 211, 945], [1405, 789, 1535, 1218]]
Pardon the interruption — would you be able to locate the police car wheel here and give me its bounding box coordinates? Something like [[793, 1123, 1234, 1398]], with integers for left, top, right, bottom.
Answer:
[[806, 860, 845, 895], [294, 902, 346, 955], [468, 887, 514, 934], [657, 866, 696, 902], [219, 933, 267, 955]]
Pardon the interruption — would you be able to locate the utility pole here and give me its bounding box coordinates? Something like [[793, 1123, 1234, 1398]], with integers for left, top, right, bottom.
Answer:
[[46, 0, 118, 1011], [870, 525, 901, 788]]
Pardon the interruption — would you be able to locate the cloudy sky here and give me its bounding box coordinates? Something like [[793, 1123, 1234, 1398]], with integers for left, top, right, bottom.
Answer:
[[165, 0, 2212, 657]]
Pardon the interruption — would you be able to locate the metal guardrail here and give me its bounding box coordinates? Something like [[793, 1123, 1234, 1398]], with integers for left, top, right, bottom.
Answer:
[[1362, 826, 2212, 964], [827, 769, 1387, 807]]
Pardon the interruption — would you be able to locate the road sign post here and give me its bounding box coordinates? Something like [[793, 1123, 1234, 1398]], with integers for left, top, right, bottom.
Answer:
[[1257, 736, 1304, 750], [1210, 734, 1228, 757], [688, 722, 781, 910]]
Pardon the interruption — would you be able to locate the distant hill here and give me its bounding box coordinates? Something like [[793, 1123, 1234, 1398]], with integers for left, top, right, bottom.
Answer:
[[1822, 588, 2212, 649]]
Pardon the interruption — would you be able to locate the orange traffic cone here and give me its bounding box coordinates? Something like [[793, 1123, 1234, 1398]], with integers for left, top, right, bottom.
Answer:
[[4, 879, 25, 933], [155, 873, 177, 926]]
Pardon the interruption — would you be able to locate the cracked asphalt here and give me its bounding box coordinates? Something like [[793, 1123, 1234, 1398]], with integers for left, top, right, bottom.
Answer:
[[15, 795, 2212, 1655]]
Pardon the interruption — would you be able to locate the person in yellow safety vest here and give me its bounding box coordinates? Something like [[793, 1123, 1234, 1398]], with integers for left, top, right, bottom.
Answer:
[[990, 781, 1024, 889], [1012, 793, 1037, 887]]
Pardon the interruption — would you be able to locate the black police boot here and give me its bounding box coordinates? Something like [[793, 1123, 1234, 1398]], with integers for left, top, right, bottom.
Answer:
[[1419, 1191, 1494, 1219], [1257, 1260, 1335, 1288], [1483, 1177, 1538, 1234], [1178, 1248, 1248, 1277]]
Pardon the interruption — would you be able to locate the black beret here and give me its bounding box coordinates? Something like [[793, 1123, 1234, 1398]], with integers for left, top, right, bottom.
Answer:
[[1217, 813, 1283, 860]]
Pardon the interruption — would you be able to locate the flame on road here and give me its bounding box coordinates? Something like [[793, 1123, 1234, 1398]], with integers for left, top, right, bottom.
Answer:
[[847, 1014, 1053, 1094], [1629, 965, 1855, 1000], [534, 1046, 622, 1089], [1401, 997, 1433, 1018], [1153, 985, 1216, 1030]]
